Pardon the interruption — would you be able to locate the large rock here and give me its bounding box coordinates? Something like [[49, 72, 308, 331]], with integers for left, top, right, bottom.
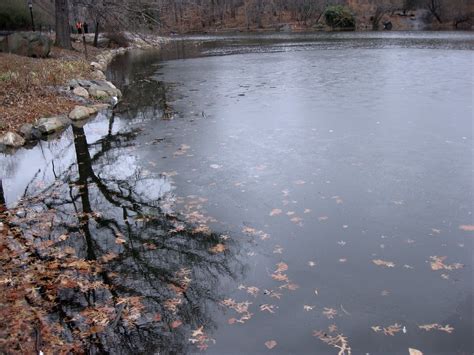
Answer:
[[91, 70, 106, 80], [73, 86, 89, 98], [34, 116, 69, 135], [92, 103, 110, 111], [19, 123, 34, 140], [69, 106, 97, 121], [0, 132, 25, 147], [88, 82, 122, 99], [90, 61, 105, 71], [89, 88, 109, 99], [0, 32, 52, 58]]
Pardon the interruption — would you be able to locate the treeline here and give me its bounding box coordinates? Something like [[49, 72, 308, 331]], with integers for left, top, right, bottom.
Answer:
[[99, 0, 472, 32], [84, 0, 472, 32], [1, 0, 472, 34]]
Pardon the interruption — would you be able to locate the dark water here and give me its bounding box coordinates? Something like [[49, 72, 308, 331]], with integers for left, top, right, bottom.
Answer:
[[1, 32, 473, 354]]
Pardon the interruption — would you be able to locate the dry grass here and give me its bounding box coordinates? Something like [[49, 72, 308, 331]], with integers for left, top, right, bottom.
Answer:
[[0, 43, 103, 134]]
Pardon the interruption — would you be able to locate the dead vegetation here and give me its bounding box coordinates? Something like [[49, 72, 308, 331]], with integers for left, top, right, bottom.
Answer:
[[0, 43, 101, 135]]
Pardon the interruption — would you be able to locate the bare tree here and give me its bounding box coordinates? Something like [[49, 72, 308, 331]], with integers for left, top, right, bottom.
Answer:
[[426, 0, 443, 23], [371, 4, 398, 30]]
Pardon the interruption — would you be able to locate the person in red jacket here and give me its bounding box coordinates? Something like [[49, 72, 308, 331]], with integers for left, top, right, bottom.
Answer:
[[75, 21, 82, 34]]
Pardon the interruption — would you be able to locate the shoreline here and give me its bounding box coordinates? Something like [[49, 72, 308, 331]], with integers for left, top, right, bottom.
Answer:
[[0, 34, 168, 151]]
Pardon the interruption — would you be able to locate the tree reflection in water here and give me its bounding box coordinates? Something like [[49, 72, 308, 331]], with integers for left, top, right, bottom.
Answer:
[[10, 114, 243, 353]]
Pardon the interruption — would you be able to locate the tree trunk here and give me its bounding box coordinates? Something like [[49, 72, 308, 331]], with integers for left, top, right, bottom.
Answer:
[[93, 22, 100, 47], [55, 0, 72, 49]]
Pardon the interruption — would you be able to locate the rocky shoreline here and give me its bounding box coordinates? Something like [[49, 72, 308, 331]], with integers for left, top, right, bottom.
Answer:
[[0, 36, 166, 151]]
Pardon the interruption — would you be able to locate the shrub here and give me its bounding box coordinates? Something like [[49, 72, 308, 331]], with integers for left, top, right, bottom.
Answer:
[[324, 5, 355, 30], [104, 32, 130, 48], [0, 0, 30, 30]]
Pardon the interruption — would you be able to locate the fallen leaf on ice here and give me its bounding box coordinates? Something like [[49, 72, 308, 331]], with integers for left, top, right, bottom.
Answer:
[[322, 307, 337, 319], [260, 304, 276, 313], [372, 259, 395, 268], [384, 323, 402, 336], [192, 326, 204, 337], [209, 243, 227, 254], [419, 324, 454, 334], [171, 320, 182, 328], [438, 324, 454, 334], [272, 273, 289, 282], [100, 253, 118, 263], [372, 324, 403, 336], [290, 216, 303, 224], [418, 324, 438, 331], [313, 328, 351, 355], [275, 262, 288, 273], [270, 209, 282, 216], [429, 256, 463, 271], [273, 245, 283, 254], [265, 340, 277, 349], [115, 237, 126, 245]]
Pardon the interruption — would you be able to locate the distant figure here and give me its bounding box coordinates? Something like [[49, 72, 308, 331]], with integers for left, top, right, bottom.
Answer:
[[76, 21, 82, 34], [83, 22, 89, 34]]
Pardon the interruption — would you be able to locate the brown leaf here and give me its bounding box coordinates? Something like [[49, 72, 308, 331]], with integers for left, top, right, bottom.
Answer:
[[275, 262, 288, 273], [264, 340, 277, 349], [372, 259, 395, 268], [170, 320, 182, 329], [322, 307, 337, 319], [429, 256, 463, 271], [383, 323, 402, 336], [260, 304, 276, 313], [209, 243, 226, 254], [100, 252, 118, 263], [269, 209, 282, 216]]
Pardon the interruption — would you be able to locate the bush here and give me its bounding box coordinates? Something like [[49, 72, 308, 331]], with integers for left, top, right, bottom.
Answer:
[[0, 0, 30, 30], [104, 32, 130, 48], [324, 5, 355, 30]]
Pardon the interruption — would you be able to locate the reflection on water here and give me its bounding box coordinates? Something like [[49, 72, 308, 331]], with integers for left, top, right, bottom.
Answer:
[[1, 32, 473, 354], [3, 113, 244, 353]]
